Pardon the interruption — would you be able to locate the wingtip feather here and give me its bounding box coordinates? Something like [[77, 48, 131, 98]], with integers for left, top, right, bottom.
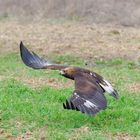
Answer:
[[20, 41, 23, 46], [111, 90, 119, 99], [19, 41, 48, 69]]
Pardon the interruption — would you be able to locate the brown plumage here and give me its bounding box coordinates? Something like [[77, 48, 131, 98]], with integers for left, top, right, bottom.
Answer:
[[20, 41, 119, 116]]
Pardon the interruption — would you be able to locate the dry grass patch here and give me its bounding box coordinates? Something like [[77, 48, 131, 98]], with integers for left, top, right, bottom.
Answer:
[[0, 129, 14, 140], [36, 125, 48, 140], [69, 126, 91, 140], [12, 131, 32, 140], [104, 132, 136, 140], [0, 20, 140, 62], [15, 76, 73, 89], [72, 126, 91, 134], [0, 75, 5, 81], [125, 83, 140, 93], [114, 133, 135, 140]]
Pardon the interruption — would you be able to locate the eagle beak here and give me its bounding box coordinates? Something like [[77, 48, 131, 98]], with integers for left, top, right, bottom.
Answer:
[[60, 70, 65, 75]]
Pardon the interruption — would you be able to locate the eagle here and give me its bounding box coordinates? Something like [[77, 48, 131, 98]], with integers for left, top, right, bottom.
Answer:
[[20, 41, 118, 116]]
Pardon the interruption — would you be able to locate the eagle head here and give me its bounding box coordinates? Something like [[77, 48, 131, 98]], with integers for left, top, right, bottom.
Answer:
[[60, 67, 78, 80]]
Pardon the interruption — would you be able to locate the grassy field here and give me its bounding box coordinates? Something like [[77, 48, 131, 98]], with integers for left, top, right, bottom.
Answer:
[[0, 20, 140, 139]]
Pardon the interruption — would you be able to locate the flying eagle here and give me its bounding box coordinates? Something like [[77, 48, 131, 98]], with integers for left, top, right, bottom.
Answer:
[[20, 42, 118, 116]]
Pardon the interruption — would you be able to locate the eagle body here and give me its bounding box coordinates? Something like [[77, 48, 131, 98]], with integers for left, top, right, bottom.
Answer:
[[20, 42, 118, 116]]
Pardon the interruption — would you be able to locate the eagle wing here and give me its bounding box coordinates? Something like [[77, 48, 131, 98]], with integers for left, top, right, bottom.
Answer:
[[63, 74, 107, 116], [89, 72, 119, 99], [20, 41, 67, 70]]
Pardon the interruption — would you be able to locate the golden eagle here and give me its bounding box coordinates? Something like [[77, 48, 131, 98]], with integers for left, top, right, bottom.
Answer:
[[20, 42, 118, 116]]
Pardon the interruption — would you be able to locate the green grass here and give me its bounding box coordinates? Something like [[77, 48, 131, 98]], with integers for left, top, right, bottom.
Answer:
[[0, 53, 140, 139]]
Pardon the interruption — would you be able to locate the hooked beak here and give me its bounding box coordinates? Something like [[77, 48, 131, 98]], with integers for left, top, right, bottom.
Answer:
[[60, 70, 65, 75]]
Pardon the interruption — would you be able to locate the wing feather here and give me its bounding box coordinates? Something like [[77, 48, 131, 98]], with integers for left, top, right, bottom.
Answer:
[[63, 74, 107, 116], [90, 72, 119, 99], [20, 41, 67, 70]]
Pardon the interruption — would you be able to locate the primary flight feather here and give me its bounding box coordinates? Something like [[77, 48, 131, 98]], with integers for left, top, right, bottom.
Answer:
[[20, 41, 118, 116]]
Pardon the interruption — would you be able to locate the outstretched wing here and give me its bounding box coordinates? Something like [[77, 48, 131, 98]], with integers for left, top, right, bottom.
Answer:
[[63, 74, 107, 116], [20, 41, 67, 70]]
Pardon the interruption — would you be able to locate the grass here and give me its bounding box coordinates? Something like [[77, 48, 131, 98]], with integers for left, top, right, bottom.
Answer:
[[0, 52, 140, 139]]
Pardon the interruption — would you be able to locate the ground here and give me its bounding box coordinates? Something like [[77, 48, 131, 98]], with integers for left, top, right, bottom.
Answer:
[[0, 19, 140, 140]]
